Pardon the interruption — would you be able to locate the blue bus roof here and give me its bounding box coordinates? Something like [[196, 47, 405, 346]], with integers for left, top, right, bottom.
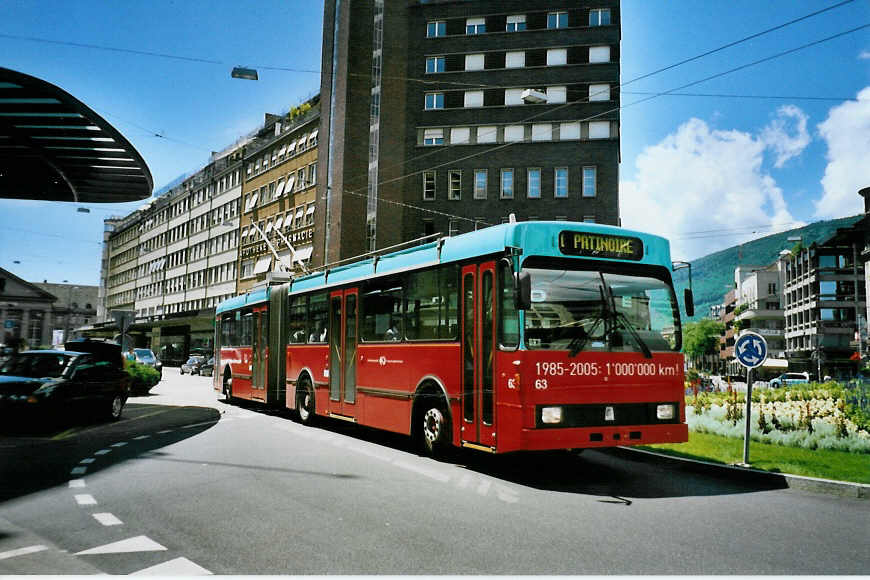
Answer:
[[215, 286, 269, 315], [216, 221, 673, 313]]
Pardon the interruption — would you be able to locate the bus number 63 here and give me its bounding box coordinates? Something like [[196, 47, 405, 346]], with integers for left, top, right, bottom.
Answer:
[[535, 379, 548, 390]]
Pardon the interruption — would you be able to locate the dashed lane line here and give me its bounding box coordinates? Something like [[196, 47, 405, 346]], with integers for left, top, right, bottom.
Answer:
[[0, 545, 48, 560], [91, 513, 123, 527], [70, 467, 87, 476], [131, 556, 212, 575], [74, 494, 97, 506], [75, 535, 167, 556], [68, 479, 86, 488]]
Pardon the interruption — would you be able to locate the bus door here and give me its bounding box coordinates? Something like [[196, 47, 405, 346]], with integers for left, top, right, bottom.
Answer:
[[251, 304, 269, 401], [461, 262, 497, 450], [328, 289, 358, 419]]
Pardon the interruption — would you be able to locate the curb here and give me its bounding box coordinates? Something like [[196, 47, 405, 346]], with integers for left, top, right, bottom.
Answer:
[[611, 446, 869, 500]]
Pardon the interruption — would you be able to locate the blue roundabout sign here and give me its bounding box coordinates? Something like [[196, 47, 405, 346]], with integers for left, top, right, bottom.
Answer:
[[734, 331, 768, 369]]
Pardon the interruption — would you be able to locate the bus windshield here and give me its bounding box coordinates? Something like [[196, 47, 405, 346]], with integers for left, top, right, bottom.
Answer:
[[523, 264, 680, 354]]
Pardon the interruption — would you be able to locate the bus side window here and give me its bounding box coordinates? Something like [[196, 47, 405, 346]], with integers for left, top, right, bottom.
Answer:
[[361, 277, 403, 342], [288, 296, 308, 343], [308, 292, 329, 343]]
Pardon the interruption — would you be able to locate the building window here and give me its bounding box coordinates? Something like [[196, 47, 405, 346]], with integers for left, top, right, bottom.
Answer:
[[505, 51, 525, 68], [466, 17, 485, 35], [504, 125, 524, 142], [477, 126, 497, 143], [560, 122, 580, 140], [589, 9, 611, 26], [474, 169, 488, 199], [589, 83, 610, 102], [589, 45, 611, 63], [506, 15, 526, 31], [465, 53, 485, 71], [451, 127, 470, 144], [426, 56, 445, 73], [464, 90, 484, 108], [448, 170, 462, 200], [554, 167, 568, 198], [583, 215, 596, 223], [527, 168, 541, 198], [546, 86, 567, 104], [582, 166, 597, 197], [546, 48, 568, 66], [547, 11, 568, 28], [448, 218, 460, 237], [423, 128, 444, 145], [427, 20, 446, 37], [423, 171, 436, 200], [425, 92, 444, 110], [531, 124, 552, 141], [505, 88, 524, 106], [589, 121, 611, 139], [500, 169, 514, 199]]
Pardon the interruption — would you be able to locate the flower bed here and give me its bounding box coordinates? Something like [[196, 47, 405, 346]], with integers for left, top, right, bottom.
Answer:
[[686, 383, 870, 454]]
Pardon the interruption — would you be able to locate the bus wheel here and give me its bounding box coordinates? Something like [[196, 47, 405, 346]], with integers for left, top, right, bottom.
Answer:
[[297, 377, 315, 425], [420, 397, 451, 458], [222, 370, 233, 403]]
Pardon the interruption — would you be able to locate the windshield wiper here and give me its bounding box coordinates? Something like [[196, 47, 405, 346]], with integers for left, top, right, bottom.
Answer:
[[568, 274, 652, 359]]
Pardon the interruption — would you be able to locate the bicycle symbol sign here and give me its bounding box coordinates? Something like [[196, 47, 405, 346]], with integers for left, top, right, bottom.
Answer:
[[735, 332, 768, 369]]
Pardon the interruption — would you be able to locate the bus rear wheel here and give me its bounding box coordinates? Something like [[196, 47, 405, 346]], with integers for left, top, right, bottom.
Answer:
[[297, 378, 315, 425]]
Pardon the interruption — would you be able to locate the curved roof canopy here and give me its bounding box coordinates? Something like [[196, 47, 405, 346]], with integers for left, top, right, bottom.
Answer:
[[0, 67, 152, 203]]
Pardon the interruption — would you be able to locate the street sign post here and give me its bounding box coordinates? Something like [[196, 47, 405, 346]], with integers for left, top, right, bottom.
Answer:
[[111, 310, 135, 351], [734, 331, 768, 466]]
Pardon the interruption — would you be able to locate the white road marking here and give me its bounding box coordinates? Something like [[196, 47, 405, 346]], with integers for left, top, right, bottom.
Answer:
[[92, 513, 123, 526], [392, 460, 450, 483], [181, 420, 218, 429], [133, 435, 150, 440], [0, 545, 48, 560], [94, 449, 111, 455], [79, 458, 95, 464], [110, 442, 127, 448], [75, 535, 167, 555], [156, 429, 174, 434], [131, 556, 212, 575], [70, 467, 87, 475], [68, 479, 86, 488], [74, 494, 97, 506]]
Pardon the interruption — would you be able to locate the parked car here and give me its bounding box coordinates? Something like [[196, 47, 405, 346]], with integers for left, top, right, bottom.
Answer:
[[769, 372, 810, 388], [199, 357, 215, 377], [0, 339, 129, 422], [180, 355, 206, 375], [129, 348, 162, 378]]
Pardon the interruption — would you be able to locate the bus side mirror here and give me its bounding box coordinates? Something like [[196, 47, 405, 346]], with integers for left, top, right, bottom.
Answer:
[[684, 288, 694, 318], [516, 271, 531, 310]]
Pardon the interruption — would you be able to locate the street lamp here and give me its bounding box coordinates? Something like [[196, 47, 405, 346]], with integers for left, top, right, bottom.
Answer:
[[231, 66, 259, 81]]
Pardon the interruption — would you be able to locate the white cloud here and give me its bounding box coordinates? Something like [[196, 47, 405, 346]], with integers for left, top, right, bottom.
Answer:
[[620, 118, 803, 261], [813, 87, 870, 219], [760, 105, 811, 168], [860, 50, 870, 60]]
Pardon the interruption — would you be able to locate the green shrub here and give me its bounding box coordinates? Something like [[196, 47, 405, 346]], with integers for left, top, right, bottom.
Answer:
[[124, 360, 160, 394]]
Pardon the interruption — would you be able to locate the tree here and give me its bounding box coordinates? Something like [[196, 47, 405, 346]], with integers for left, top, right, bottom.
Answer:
[[683, 318, 725, 370]]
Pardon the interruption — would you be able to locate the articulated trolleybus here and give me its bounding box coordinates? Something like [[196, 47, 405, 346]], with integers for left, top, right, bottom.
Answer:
[[214, 221, 691, 456]]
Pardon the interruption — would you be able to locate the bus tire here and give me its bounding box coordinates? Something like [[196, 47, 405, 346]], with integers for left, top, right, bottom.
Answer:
[[222, 369, 233, 404], [297, 376, 315, 425], [416, 391, 452, 458]]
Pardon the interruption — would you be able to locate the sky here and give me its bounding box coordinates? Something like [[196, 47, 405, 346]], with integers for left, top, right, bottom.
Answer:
[[0, 0, 868, 286]]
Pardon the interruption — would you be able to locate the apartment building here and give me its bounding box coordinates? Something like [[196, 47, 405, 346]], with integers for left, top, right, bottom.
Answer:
[[782, 218, 867, 377], [733, 262, 786, 358], [99, 145, 244, 362], [238, 101, 320, 294], [317, 0, 621, 265]]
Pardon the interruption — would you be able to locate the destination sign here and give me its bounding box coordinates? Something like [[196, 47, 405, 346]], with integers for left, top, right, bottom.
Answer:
[[558, 231, 644, 261]]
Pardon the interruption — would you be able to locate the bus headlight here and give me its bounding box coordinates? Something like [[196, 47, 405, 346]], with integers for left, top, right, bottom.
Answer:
[[656, 404, 675, 420], [541, 406, 563, 424]]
